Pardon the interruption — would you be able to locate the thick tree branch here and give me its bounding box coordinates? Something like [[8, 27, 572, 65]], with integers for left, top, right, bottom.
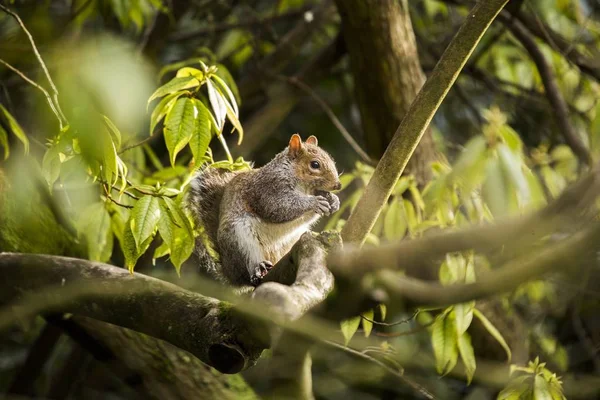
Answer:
[[503, 18, 591, 165], [340, 0, 509, 245], [0, 233, 336, 374]]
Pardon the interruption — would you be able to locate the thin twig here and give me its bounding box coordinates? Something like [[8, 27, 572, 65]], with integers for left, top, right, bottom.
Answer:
[[361, 310, 419, 327], [118, 130, 160, 154], [0, 58, 63, 129], [283, 75, 375, 165], [0, 4, 68, 129], [374, 321, 434, 338], [323, 340, 435, 399]]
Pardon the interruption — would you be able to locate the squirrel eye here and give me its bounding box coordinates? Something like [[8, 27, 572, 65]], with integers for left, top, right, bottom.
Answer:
[[310, 160, 320, 169]]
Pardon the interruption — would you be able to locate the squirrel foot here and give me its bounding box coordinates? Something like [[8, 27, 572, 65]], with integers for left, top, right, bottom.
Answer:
[[250, 261, 274, 286]]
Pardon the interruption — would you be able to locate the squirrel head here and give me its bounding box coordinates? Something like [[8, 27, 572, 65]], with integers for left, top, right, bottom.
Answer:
[[287, 134, 341, 193]]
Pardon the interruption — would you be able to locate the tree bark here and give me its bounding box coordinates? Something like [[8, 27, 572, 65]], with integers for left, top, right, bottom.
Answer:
[[335, 0, 437, 182]]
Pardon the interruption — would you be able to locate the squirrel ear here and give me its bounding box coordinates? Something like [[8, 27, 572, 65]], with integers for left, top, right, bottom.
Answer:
[[289, 133, 302, 157], [306, 135, 318, 146]]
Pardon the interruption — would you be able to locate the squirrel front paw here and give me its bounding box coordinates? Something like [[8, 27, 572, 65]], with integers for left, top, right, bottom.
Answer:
[[325, 192, 340, 214], [312, 195, 332, 216], [250, 261, 274, 286]]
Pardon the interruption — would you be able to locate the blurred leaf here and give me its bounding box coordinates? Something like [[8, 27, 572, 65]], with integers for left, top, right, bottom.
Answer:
[[130, 195, 161, 249], [432, 313, 458, 375], [148, 76, 200, 103], [482, 156, 509, 217], [404, 199, 418, 233], [473, 308, 512, 362], [540, 165, 566, 198], [383, 199, 407, 240], [450, 136, 488, 190], [0, 124, 9, 160], [341, 316, 361, 345], [454, 302, 475, 336], [103, 115, 122, 149], [164, 97, 196, 166], [361, 309, 374, 338], [499, 125, 523, 153], [457, 332, 476, 384], [498, 144, 530, 206], [0, 104, 29, 154], [378, 304, 387, 321], [77, 202, 113, 262]]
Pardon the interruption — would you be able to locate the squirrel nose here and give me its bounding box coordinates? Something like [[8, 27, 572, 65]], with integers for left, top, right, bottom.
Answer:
[[333, 181, 342, 191]]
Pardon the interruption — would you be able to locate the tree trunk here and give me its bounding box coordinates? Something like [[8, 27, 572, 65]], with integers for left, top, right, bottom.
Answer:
[[335, 0, 437, 182]]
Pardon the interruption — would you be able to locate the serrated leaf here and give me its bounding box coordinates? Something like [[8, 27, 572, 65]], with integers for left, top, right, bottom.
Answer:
[[457, 331, 476, 384], [148, 76, 200, 104], [341, 316, 361, 345], [473, 308, 512, 362], [361, 309, 374, 338], [164, 97, 196, 166], [383, 199, 407, 240], [431, 314, 458, 375], [154, 240, 170, 259], [454, 302, 475, 336], [190, 99, 213, 161], [0, 124, 9, 160], [0, 104, 29, 154], [120, 219, 151, 273], [150, 91, 184, 135], [130, 195, 161, 249]]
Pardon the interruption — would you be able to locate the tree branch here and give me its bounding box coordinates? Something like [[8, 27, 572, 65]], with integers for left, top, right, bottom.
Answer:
[[340, 0, 510, 245]]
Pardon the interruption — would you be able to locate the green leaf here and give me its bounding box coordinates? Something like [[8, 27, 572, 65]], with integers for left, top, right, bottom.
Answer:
[[473, 308, 512, 362], [361, 309, 374, 338], [0, 123, 9, 160], [130, 195, 161, 249], [148, 76, 200, 104], [169, 225, 194, 275], [498, 144, 530, 206], [215, 64, 241, 105], [482, 156, 509, 217], [454, 302, 475, 336], [211, 74, 239, 117], [378, 304, 387, 321], [499, 125, 523, 153], [383, 199, 407, 240], [103, 115, 122, 149], [431, 313, 458, 375], [77, 202, 113, 262], [457, 331, 476, 384], [150, 91, 184, 135], [164, 97, 196, 166], [0, 104, 29, 154], [190, 99, 213, 162], [534, 374, 554, 400], [341, 316, 361, 345], [450, 136, 488, 190]]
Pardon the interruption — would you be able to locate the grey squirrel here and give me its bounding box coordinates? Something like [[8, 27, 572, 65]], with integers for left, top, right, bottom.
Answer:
[[186, 134, 341, 287]]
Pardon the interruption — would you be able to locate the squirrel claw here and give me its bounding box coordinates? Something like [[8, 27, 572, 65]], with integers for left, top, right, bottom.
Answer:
[[250, 261, 274, 286]]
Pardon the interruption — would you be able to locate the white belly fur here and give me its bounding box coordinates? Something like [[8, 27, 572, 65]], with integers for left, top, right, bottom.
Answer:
[[253, 212, 319, 262]]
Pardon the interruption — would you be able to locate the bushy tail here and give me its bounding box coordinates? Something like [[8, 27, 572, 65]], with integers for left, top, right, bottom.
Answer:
[[186, 166, 240, 282], [187, 167, 238, 246]]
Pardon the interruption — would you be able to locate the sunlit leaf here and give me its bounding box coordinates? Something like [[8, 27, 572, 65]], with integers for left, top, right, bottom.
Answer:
[[150, 91, 184, 135], [190, 99, 213, 162], [103, 115, 122, 149], [498, 144, 530, 206], [482, 156, 509, 217], [341, 316, 361, 345], [473, 308, 512, 362], [457, 332, 476, 384], [361, 309, 374, 338], [164, 97, 196, 166], [432, 313, 458, 375], [0, 104, 29, 154], [0, 124, 9, 160], [148, 76, 200, 104], [378, 304, 387, 321], [206, 79, 227, 131], [454, 302, 475, 336], [130, 195, 161, 249], [383, 199, 407, 240]]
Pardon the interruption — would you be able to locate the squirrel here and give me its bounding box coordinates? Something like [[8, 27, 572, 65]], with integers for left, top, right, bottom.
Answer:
[[186, 134, 341, 287]]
